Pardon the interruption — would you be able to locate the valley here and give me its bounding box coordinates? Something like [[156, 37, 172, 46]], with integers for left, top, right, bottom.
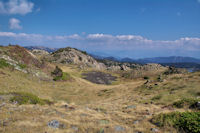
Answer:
[[0, 45, 199, 133]]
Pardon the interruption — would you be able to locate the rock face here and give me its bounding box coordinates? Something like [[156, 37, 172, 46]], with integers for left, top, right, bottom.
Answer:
[[48, 47, 106, 70], [121, 63, 167, 79], [164, 66, 188, 75], [82, 71, 117, 85], [97, 59, 140, 71]]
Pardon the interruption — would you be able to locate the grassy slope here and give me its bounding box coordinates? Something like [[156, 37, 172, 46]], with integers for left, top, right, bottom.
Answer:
[[0, 64, 200, 133]]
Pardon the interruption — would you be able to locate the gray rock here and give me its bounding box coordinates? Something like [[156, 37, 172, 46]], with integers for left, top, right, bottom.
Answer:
[[48, 47, 106, 70], [196, 101, 200, 109], [71, 125, 78, 131], [0, 102, 6, 108], [48, 120, 60, 128], [115, 125, 125, 132], [133, 120, 139, 124], [126, 105, 136, 109], [151, 128, 159, 132]]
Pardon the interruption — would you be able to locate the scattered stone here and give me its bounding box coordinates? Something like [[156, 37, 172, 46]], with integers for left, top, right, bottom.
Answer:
[[133, 120, 139, 124], [196, 102, 200, 109], [151, 128, 159, 132], [126, 105, 136, 109], [0, 102, 6, 108], [114, 125, 125, 132], [48, 120, 60, 129], [71, 125, 79, 131], [191, 101, 200, 110]]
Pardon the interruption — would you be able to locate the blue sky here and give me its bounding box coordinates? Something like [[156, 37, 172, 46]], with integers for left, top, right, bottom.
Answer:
[[0, 0, 200, 58]]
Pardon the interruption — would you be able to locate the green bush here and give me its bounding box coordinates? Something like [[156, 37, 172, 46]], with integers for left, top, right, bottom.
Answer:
[[53, 72, 71, 81], [0, 59, 10, 68], [51, 66, 71, 81], [18, 63, 27, 69], [10, 92, 52, 105], [173, 98, 198, 108], [151, 112, 200, 133], [143, 76, 149, 80]]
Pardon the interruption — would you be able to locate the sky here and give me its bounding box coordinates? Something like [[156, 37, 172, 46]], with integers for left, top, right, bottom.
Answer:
[[0, 0, 200, 59]]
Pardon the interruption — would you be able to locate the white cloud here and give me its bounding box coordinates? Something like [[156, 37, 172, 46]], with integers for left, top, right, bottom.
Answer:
[[0, 32, 16, 37], [0, 0, 34, 15], [198, 0, 200, 3], [0, 32, 199, 57], [87, 34, 113, 39], [9, 18, 22, 29]]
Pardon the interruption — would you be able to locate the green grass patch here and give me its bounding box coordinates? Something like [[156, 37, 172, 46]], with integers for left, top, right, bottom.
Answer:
[[151, 95, 162, 101], [151, 111, 200, 133], [0, 59, 10, 68], [10, 92, 53, 105], [173, 98, 199, 109], [18, 63, 27, 69]]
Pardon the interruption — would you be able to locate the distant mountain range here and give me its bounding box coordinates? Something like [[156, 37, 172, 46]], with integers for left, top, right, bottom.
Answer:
[[24, 46, 200, 71], [93, 56, 200, 64], [24, 46, 58, 53], [136, 56, 200, 64]]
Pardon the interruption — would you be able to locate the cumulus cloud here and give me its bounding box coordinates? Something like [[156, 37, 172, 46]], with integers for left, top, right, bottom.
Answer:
[[0, 0, 34, 15], [9, 18, 22, 29], [0, 32, 199, 58]]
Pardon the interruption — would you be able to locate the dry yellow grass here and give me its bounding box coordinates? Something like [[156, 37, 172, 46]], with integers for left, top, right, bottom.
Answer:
[[0, 65, 200, 133]]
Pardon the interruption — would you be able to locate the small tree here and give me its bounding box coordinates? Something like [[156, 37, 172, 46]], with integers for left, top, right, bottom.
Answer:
[[51, 66, 63, 77]]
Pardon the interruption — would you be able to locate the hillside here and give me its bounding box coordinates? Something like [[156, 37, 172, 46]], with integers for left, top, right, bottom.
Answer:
[[0, 45, 199, 133]]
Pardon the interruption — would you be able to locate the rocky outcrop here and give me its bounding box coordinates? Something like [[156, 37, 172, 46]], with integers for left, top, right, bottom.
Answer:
[[97, 59, 140, 71], [121, 63, 167, 79], [0, 45, 51, 79], [48, 47, 106, 70], [31, 49, 49, 56]]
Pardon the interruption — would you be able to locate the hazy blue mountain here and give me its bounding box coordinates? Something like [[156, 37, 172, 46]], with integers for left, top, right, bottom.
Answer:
[[137, 56, 200, 64], [121, 57, 136, 63], [24, 46, 58, 53]]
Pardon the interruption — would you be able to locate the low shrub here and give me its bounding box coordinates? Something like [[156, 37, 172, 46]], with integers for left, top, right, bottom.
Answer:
[[18, 63, 27, 69], [0, 59, 10, 68], [10, 92, 52, 105], [53, 72, 71, 81], [151, 95, 162, 101], [151, 111, 200, 133], [51, 66, 71, 81], [173, 98, 199, 109]]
